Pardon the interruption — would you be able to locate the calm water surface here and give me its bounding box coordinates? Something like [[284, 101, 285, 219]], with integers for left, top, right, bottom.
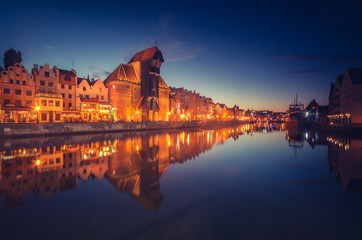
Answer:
[[1, 124, 362, 240]]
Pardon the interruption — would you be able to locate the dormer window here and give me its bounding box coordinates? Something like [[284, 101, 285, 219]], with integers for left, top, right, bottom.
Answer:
[[9, 79, 13, 83], [45, 71, 49, 77]]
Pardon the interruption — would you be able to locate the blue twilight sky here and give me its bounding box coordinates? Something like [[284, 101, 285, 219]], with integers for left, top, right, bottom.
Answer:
[[1, 0, 362, 111]]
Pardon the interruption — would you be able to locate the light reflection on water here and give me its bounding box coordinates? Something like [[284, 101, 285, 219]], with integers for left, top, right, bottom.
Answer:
[[1, 124, 362, 239]]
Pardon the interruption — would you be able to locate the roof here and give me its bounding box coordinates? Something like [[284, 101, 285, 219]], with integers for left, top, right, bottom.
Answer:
[[348, 67, 362, 85], [77, 77, 91, 86], [58, 69, 77, 76], [336, 74, 344, 86], [128, 46, 164, 63], [104, 64, 140, 84], [159, 76, 168, 89]]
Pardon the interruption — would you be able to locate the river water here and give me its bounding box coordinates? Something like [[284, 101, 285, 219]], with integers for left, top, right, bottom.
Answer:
[[1, 124, 362, 240]]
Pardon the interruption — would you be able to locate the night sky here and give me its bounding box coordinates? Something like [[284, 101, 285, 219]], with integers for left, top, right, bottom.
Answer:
[[1, 0, 362, 111]]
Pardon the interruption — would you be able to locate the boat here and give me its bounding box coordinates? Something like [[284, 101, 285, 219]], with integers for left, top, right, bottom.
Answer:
[[286, 94, 306, 131]]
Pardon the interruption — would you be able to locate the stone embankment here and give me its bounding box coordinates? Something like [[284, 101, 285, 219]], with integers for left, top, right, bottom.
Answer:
[[0, 120, 246, 138]]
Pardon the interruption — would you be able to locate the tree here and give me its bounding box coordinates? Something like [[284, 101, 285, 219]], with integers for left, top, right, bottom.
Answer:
[[3, 48, 22, 69]]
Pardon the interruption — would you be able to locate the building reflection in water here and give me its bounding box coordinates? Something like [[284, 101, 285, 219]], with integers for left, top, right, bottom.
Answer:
[[326, 136, 362, 194], [0, 124, 283, 210], [285, 127, 362, 194]]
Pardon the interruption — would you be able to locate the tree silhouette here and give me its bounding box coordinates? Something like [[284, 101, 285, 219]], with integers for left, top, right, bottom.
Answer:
[[3, 48, 22, 69]]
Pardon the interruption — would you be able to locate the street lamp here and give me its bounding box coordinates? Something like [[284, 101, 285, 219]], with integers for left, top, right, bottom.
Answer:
[[136, 110, 139, 122], [35, 106, 40, 123]]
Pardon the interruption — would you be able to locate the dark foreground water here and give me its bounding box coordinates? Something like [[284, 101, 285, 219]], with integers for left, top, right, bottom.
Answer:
[[1, 124, 362, 240]]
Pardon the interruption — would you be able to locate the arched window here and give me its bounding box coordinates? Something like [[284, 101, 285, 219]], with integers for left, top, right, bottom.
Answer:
[[10, 79, 13, 84]]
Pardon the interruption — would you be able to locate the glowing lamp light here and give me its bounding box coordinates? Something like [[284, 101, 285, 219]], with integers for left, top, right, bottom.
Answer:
[[136, 145, 139, 151], [35, 106, 40, 111], [36, 160, 40, 166], [136, 111, 139, 114]]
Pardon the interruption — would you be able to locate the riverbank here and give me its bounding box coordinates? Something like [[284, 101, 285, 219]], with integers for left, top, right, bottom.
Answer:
[[0, 120, 247, 138], [311, 122, 362, 138]]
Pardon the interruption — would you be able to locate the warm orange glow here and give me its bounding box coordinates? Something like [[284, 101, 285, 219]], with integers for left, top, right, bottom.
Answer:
[[35, 106, 40, 111], [36, 160, 40, 166], [136, 111, 139, 114], [136, 145, 139, 151]]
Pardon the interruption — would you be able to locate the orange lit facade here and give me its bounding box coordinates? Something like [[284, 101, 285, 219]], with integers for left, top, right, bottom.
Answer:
[[0, 63, 36, 123], [0, 47, 244, 124], [58, 69, 78, 121], [77, 78, 113, 122], [32, 63, 63, 122]]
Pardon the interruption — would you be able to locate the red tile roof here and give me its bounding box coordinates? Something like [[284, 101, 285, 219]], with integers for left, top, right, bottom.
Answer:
[[128, 46, 164, 63], [104, 64, 140, 84]]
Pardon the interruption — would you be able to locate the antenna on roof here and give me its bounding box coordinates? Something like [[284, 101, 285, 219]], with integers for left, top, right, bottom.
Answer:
[[72, 58, 74, 68], [155, 40, 158, 46]]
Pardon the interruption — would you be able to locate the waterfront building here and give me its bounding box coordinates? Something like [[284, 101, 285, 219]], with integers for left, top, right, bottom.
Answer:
[[158, 76, 170, 121], [104, 63, 141, 122], [329, 67, 362, 126], [128, 46, 168, 121], [0, 63, 36, 123], [188, 90, 201, 120], [32, 64, 63, 122], [340, 67, 362, 126], [58, 69, 78, 121], [305, 99, 328, 123], [76, 78, 112, 122]]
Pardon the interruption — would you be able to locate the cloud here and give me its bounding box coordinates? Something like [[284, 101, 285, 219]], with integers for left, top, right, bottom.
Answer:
[[120, 14, 204, 63], [276, 55, 362, 64], [85, 65, 111, 79], [282, 69, 319, 74]]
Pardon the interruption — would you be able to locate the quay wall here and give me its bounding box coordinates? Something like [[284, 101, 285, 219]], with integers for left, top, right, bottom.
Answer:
[[0, 120, 246, 138]]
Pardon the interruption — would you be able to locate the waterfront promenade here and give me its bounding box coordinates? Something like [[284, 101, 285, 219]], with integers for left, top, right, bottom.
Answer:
[[0, 120, 246, 138]]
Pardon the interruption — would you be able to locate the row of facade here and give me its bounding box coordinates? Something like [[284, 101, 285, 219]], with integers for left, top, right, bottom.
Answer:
[[328, 66, 362, 127], [0, 47, 245, 123]]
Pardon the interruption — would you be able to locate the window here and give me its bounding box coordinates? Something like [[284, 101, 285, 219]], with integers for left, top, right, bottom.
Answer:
[[26, 100, 32, 106], [83, 87, 86, 91], [40, 80, 45, 86], [42, 113, 47, 121], [3, 88, 10, 94], [61, 84, 64, 89], [61, 93, 65, 98], [16, 80, 20, 84], [4, 99, 10, 105], [68, 85, 72, 90], [41, 100, 47, 106], [9, 79, 13, 83], [56, 158, 61, 164], [55, 114, 61, 121], [68, 94, 72, 98], [48, 81, 53, 87], [101, 96, 104, 100], [45, 71, 49, 77], [68, 103, 72, 108], [63, 102, 65, 108], [15, 100, 21, 106], [49, 100, 54, 106], [15, 89, 21, 95], [55, 101, 60, 107], [99, 88, 102, 92], [26, 90, 32, 96], [22, 81, 26, 85]]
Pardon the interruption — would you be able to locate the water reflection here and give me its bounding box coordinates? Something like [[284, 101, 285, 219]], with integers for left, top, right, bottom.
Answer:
[[327, 136, 362, 194], [0, 124, 284, 210], [285, 126, 362, 194]]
